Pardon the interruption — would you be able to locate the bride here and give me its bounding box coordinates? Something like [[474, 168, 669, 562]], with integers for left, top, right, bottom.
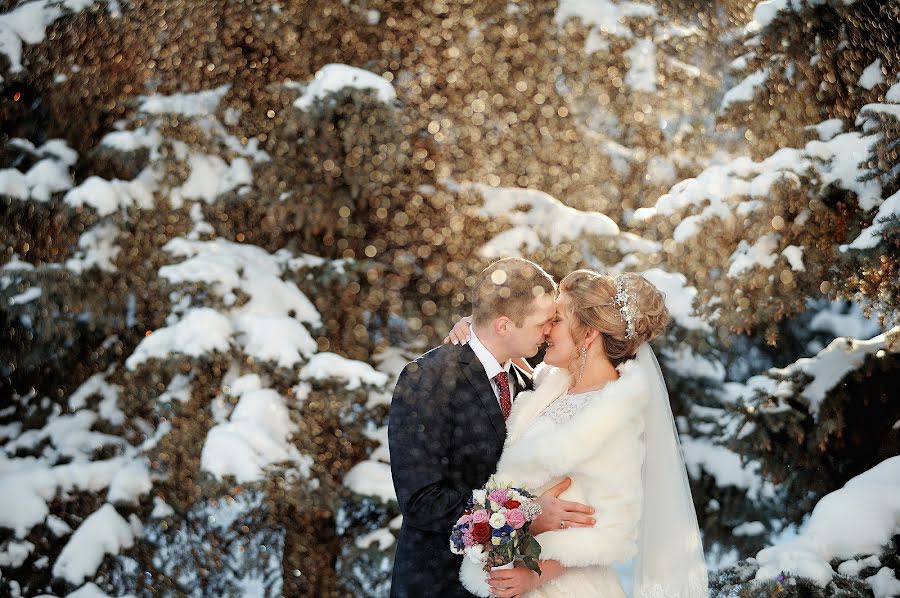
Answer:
[[451, 270, 708, 597]]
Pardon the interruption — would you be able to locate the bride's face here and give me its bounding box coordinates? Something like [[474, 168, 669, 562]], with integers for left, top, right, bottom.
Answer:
[[543, 292, 578, 368]]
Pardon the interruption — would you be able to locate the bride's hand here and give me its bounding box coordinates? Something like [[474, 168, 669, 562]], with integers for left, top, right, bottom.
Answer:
[[487, 562, 540, 598], [442, 315, 473, 345]]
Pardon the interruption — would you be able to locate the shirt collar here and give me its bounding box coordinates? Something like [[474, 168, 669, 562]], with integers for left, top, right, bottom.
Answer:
[[468, 324, 511, 380]]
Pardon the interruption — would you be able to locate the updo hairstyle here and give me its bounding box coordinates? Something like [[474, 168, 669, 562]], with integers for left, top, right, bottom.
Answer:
[[559, 270, 669, 366]]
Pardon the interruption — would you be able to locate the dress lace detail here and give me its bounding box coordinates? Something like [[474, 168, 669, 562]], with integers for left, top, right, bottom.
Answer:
[[537, 389, 603, 425]]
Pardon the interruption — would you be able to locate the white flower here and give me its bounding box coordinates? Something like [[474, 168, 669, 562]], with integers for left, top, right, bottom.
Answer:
[[489, 500, 501, 511], [466, 545, 487, 563], [489, 513, 507, 529], [473, 489, 487, 506], [491, 536, 501, 546]]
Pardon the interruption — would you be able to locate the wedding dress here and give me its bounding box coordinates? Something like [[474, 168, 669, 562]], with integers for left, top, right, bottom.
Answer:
[[460, 345, 707, 597]]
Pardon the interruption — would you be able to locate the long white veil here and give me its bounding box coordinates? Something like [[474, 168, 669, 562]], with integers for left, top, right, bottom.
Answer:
[[633, 344, 708, 598]]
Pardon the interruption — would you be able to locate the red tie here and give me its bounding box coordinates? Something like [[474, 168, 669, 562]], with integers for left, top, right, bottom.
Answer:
[[494, 371, 512, 419]]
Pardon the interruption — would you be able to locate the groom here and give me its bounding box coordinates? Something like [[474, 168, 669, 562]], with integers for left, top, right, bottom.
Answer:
[[388, 258, 596, 597]]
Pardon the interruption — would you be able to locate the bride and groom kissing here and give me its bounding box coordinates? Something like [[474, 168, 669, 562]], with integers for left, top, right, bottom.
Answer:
[[388, 258, 709, 598]]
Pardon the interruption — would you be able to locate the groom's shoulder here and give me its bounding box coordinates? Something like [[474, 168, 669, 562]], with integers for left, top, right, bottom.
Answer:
[[400, 343, 465, 380]]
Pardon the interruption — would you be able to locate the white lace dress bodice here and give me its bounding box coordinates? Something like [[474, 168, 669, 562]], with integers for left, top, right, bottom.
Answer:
[[536, 389, 601, 425]]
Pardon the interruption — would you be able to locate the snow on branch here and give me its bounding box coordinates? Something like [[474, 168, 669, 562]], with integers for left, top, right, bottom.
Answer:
[[754, 455, 900, 588]]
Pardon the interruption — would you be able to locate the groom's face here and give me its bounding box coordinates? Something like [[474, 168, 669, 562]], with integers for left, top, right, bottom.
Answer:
[[505, 293, 557, 358]]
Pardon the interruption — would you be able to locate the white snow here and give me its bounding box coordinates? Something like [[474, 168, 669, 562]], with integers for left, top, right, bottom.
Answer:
[[554, 0, 656, 39], [0, 540, 34, 568], [847, 189, 900, 250], [294, 64, 396, 110], [0, 455, 131, 538], [755, 456, 900, 587], [138, 85, 231, 117], [768, 327, 896, 418], [125, 308, 233, 370], [52, 503, 135, 585], [46, 514, 72, 537], [721, 69, 769, 111], [745, 0, 802, 32], [160, 238, 320, 324], [100, 126, 163, 153], [867, 567, 900, 598], [65, 222, 121, 274], [9, 286, 41, 305], [643, 129, 880, 246], [837, 554, 881, 577], [106, 459, 152, 505], [469, 184, 619, 258], [640, 268, 711, 332], [1, 157, 73, 203], [234, 314, 317, 368], [887, 82, 900, 103], [170, 153, 252, 205], [63, 173, 157, 216], [344, 460, 396, 503], [156, 239, 322, 368], [781, 245, 805, 271], [806, 132, 882, 211], [733, 521, 766, 536], [661, 346, 725, 383], [0, 1, 66, 72], [156, 373, 192, 404], [355, 527, 395, 550], [68, 372, 122, 420], [10, 138, 78, 165], [65, 582, 115, 598], [680, 436, 776, 501], [808, 301, 881, 340], [201, 386, 312, 483], [727, 233, 780, 277], [299, 352, 388, 390], [150, 496, 175, 518], [624, 38, 657, 92], [858, 59, 884, 90], [806, 118, 844, 141]]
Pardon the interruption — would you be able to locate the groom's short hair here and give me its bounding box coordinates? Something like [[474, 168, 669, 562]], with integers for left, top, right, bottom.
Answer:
[[472, 258, 557, 327]]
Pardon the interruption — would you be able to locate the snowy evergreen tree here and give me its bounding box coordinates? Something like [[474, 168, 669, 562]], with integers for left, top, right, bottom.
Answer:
[[0, 0, 897, 597]]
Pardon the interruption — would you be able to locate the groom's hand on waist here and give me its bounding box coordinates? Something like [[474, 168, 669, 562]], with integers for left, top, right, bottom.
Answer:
[[532, 477, 596, 534]]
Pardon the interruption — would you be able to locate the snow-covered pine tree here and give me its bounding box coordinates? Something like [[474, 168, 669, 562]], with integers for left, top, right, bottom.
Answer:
[[634, 0, 900, 594]]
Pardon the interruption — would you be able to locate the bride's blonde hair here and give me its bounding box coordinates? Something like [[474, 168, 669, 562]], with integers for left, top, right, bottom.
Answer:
[[559, 270, 669, 366]]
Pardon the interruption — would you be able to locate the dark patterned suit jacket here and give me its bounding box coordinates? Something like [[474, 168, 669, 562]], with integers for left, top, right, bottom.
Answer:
[[388, 342, 532, 597]]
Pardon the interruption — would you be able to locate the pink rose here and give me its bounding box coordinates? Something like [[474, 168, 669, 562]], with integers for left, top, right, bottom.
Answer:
[[463, 529, 475, 547], [456, 514, 472, 526], [488, 489, 509, 505], [505, 508, 526, 529], [471, 509, 489, 524]]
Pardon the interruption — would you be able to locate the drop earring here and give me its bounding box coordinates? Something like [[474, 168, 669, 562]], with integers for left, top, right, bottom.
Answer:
[[577, 346, 587, 384]]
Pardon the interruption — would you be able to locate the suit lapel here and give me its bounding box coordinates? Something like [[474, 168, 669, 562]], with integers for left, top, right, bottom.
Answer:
[[459, 344, 506, 442]]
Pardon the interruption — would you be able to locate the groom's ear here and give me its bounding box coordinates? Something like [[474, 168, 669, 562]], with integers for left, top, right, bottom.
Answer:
[[494, 316, 511, 336]]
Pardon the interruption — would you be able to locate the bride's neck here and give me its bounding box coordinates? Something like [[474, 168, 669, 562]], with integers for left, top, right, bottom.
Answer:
[[568, 355, 619, 394]]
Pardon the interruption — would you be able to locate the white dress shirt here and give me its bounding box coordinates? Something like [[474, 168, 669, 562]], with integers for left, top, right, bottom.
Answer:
[[467, 324, 516, 406]]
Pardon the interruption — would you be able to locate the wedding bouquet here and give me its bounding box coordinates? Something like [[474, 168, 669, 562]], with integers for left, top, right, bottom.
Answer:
[[449, 480, 543, 574]]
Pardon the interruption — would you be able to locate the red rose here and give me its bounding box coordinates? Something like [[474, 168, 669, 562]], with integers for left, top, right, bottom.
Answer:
[[471, 522, 491, 544], [504, 500, 521, 509]]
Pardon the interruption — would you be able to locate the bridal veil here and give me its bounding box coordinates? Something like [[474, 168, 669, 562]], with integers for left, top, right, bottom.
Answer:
[[633, 344, 708, 598]]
